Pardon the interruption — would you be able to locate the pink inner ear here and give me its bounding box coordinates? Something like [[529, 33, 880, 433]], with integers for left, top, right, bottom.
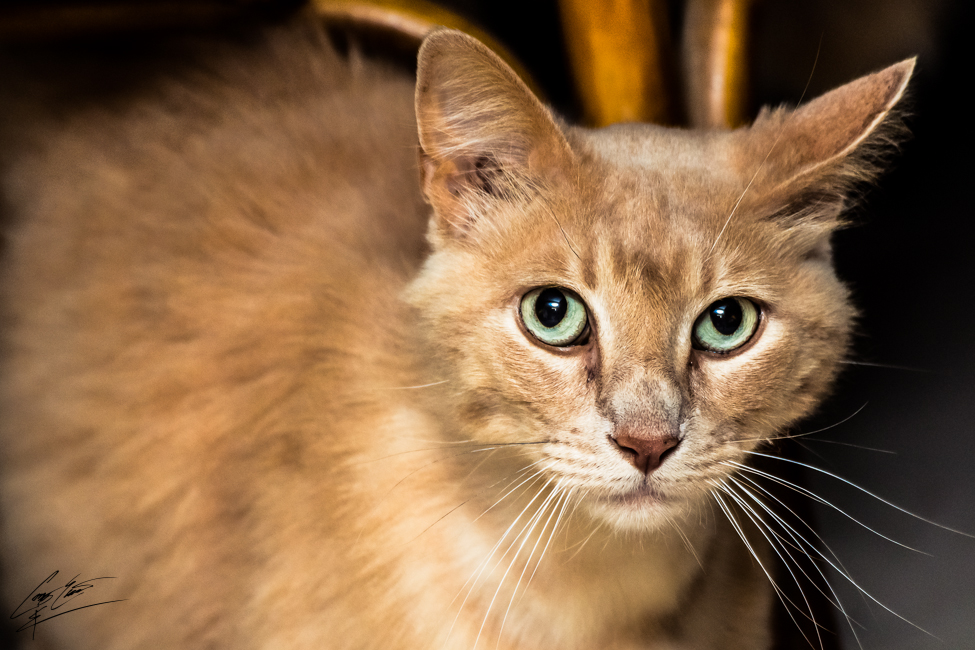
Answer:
[[414, 29, 574, 241], [793, 59, 914, 164], [417, 149, 509, 237], [748, 58, 914, 188]]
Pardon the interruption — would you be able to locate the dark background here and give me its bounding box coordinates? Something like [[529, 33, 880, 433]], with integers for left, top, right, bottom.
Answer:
[[2, 0, 973, 648]]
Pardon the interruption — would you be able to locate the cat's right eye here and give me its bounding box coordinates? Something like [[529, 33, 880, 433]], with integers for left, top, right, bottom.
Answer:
[[692, 297, 760, 354], [520, 287, 589, 347]]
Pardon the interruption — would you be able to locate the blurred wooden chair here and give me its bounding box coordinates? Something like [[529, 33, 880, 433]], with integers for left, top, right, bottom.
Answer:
[[0, 0, 750, 129], [315, 0, 752, 129]]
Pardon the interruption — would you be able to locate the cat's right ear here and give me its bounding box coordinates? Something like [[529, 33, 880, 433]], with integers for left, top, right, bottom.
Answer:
[[415, 29, 573, 241], [743, 58, 915, 234]]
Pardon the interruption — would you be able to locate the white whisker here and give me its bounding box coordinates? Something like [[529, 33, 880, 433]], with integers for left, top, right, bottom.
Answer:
[[671, 518, 704, 569], [376, 379, 450, 390], [710, 485, 815, 648], [475, 482, 561, 650], [449, 469, 547, 608], [706, 41, 823, 260], [498, 485, 570, 643], [743, 451, 975, 539], [730, 470, 862, 588], [473, 462, 548, 522], [792, 439, 896, 454], [727, 475, 861, 644], [562, 492, 602, 564], [717, 480, 824, 649], [407, 459, 544, 546], [706, 157, 770, 259], [445, 471, 552, 649], [727, 460, 928, 554], [360, 439, 542, 466], [723, 403, 869, 447], [725, 470, 938, 639], [524, 487, 574, 595], [838, 360, 928, 372], [728, 473, 871, 650]]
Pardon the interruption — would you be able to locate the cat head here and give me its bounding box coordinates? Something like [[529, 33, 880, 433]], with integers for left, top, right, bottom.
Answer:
[[407, 30, 913, 530]]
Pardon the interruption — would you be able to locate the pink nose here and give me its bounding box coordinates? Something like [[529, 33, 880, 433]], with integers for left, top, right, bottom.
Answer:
[[611, 430, 680, 474]]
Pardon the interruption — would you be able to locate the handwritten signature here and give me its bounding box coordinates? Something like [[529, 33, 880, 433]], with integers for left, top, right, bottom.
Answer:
[[9, 570, 125, 639]]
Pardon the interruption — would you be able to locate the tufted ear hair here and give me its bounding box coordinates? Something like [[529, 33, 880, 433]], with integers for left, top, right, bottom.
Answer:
[[741, 58, 915, 236], [415, 29, 573, 241]]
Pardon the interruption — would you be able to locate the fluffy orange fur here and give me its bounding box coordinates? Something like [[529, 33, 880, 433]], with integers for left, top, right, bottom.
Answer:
[[0, 13, 912, 650]]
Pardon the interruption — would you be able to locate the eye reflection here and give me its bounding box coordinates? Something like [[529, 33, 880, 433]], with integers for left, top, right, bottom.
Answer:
[[520, 287, 589, 347], [692, 297, 759, 353]]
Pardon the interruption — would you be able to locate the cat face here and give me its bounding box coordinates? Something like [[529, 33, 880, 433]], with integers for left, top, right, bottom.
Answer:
[[408, 30, 912, 530]]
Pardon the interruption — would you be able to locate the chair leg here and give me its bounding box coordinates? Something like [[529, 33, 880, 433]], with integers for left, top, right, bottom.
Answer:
[[682, 0, 752, 128], [558, 0, 679, 127]]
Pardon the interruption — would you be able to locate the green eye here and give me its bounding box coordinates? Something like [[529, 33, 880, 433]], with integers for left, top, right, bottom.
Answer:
[[520, 287, 589, 347], [692, 297, 760, 353]]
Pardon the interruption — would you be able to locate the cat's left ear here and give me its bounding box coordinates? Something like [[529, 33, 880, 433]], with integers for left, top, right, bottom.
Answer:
[[746, 57, 915, 231], [415, 29, 574, 241]]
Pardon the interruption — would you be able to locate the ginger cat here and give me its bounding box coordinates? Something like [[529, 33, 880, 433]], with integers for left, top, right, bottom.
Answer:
[[0, 11, 912, 650]]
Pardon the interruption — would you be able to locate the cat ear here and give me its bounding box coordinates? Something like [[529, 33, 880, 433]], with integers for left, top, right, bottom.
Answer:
[[746, 58, 915, 231], [415, 29, 573, 240]]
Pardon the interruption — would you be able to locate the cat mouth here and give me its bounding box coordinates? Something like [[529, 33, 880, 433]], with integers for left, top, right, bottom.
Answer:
[[604, 482, 665, 507]]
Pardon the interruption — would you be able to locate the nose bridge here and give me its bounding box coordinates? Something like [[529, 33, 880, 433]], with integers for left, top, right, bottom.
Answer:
[[597, 277, 689, 422], [594, 235, 694, 426], [603, 357, 683, 427]]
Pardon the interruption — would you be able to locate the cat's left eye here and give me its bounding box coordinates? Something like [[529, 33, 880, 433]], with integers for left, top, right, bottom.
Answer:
[[520, 287, 589, 347], [692, 297, 760, 354]]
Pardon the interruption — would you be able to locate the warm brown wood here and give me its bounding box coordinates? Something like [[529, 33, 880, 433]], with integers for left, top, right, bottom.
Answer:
[[682, 0, 752, 128], [558, 0, 678, 126], [316, 0, 476, 42], [314, 0, 545, 98]]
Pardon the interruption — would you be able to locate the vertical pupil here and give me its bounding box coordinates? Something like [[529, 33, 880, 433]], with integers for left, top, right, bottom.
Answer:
[[710, 299, 742, 335], [535, 289, 567, 328]]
